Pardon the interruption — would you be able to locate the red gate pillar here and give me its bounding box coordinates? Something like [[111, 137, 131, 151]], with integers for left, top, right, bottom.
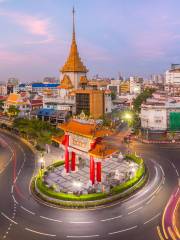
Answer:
[[96, 162, 101, 182], [65, 134, 69, 173], [71, 151, 76, 171], [90, 156, 95, 185]]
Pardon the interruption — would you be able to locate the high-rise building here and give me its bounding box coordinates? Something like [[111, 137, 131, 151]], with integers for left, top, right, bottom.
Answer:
[[129, 76, 143, 94]]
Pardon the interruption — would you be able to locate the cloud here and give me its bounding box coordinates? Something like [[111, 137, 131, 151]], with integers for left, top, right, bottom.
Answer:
[[0, 10, 54, 44], [0, 49, 25, 63]]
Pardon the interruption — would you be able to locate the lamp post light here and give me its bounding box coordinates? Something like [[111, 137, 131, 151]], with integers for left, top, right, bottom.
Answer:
[[38, 157, 45, 176], [72, 181, 82, 195], [124, 113, 132, 121], [146, 119, 149, 140]]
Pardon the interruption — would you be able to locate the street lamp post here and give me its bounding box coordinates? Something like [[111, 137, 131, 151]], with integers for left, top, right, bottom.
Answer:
[[38, 156, 45, 176], [146, 119, 149, 140]]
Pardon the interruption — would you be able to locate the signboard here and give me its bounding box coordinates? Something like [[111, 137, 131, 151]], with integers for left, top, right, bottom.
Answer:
[[169, 112, 180, 131], [69, 133, 91, 152]]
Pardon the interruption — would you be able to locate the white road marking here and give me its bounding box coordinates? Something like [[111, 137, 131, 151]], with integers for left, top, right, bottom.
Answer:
[[12, 194, 18, 204], [100, 215, 122, 222], [146, 195, 155, 205], [128, 206, 143, 215], [67, 235, 99, 238], [25, 228, 56, 237], [11, 185, 14, 194], [40, 215, 62, 223], [13, 177, 17, 184], [155, 185, 163, 195], [144, 212, 161, 225], [175, 169, 179, 177], [69, 221, 94, 224], [1, 212, 18, 225], [108, 225, 138, 235], [175, 187, 179, 197], [20, 206, 35, 215], [171, 162, 179, 177]]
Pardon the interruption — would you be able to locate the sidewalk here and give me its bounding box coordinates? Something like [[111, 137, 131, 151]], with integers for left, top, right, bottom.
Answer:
[[43, 145, 63, 167]]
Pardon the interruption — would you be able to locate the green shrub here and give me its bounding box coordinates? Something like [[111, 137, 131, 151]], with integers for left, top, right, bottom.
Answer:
[[36, 177, 107, 201]]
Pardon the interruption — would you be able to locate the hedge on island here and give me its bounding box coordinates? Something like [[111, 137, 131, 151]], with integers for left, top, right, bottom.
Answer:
[[35, 153, 146, 202]]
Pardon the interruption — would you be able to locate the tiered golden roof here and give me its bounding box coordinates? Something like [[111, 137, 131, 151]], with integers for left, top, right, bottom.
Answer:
[[89, 143, 118, 159], [79, 76, 88, 85], [58, 74, 73, 89], [60, 10, 88, 73], [57, 120, 113, 139]]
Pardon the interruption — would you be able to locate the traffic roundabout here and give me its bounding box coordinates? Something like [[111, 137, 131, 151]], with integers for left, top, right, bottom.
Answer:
[[33, 154, 147, 208], [0, 129, 179, 240]]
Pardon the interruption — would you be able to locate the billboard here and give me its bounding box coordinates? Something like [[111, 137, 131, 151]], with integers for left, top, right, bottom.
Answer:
[[169, 112, 180, 131]]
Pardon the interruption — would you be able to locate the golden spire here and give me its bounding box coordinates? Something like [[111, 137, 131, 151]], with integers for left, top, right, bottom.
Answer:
[[61, 8, 88, 73]]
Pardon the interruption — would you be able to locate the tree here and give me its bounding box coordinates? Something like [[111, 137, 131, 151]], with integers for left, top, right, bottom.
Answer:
[[111, 91, 116, 100], [133, 88, 155, 113], [7, 105, 20, 117], [0, 100, 4, 111], [13, 118, 63, 148], [100, 113, 113, 127]]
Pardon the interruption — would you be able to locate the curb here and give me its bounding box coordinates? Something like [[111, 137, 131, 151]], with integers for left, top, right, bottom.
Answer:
[[33, 171, 148, 208]]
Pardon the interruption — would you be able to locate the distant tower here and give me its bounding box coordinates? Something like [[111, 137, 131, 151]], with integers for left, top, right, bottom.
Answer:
[[60, 8, 88, 89]]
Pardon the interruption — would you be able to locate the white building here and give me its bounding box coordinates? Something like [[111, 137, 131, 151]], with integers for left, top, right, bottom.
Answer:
[[141, 103, 167, 131], [0, 84, 7, 96], [165, 64, 180, 85], [129, 76, 143, 95], [141, 100, 180, 131], [104, 90, 112, 113]]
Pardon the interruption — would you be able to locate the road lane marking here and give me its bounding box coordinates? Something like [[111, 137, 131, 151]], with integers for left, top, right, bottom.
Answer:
[[12, 194, 18, 204], [11, 185, 14, 194], [146, 195, 155, 205], [20, 206, 35, 215], [100, 215, 122, 222], [1, 212, 18, 225], [144, 213, 161, 225], [67, 235, 99, 238], [171, 162, 179, 177], [40, 215, 62, 223], [69, 221, 94, 224], [25, 228, 56, 237], [108, 225, 138, 235], [128, 206, 143, 215]]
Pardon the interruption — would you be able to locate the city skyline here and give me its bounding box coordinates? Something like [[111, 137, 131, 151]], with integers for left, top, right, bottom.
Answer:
[[0, 0, 180, 82]]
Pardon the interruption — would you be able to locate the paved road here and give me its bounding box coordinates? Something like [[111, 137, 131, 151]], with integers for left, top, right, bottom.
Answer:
[[0, 130, 179, 240]]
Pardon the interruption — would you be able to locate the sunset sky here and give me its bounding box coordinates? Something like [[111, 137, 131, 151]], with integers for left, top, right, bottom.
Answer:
[[0, 0, 180, 82]]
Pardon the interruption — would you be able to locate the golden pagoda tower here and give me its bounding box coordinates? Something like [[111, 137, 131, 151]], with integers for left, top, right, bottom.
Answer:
[[60, 8, 88, 90]]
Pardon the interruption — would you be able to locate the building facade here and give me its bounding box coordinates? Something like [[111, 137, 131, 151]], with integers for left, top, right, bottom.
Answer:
[[165, 64, 180, 85]]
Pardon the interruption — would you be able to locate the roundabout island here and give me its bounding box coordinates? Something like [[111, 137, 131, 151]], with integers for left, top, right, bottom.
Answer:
[[33, 115, 147, 208]]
